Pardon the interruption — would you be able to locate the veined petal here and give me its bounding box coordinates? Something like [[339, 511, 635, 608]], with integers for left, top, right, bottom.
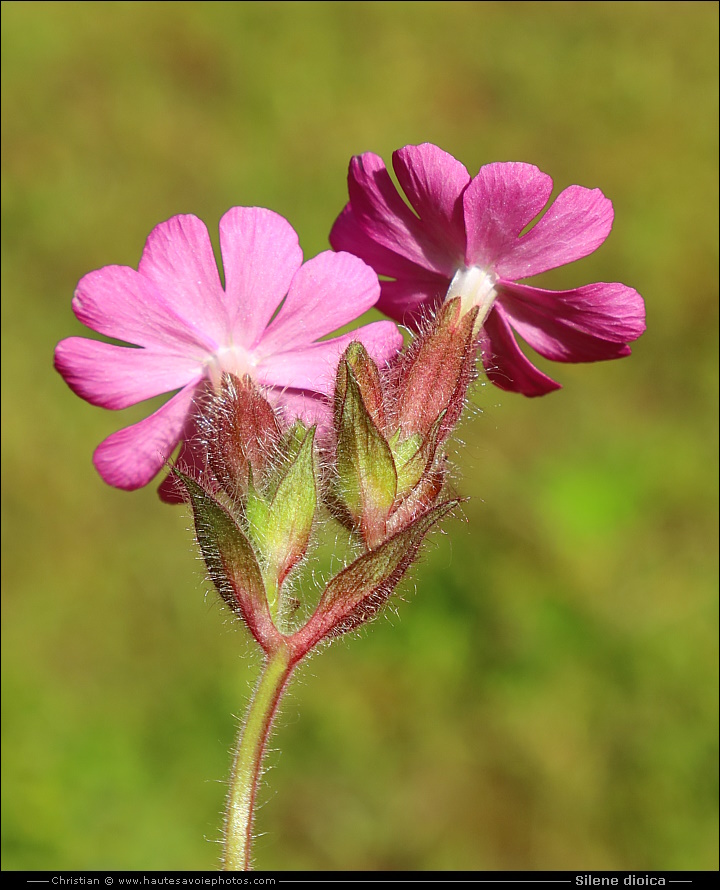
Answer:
[[392, 143, 469, 257], [219, 207, 303, 349], [480, 305, 562, 397], [73, 265, 217, 355], [376, 276, 448, 331], [498, 281, 646, 362], [157, 410, 210, 504], [54, 337, 204, 409], [257, 321, 403, 392], [93, 383, 201, 490], [498, 185, 614, 280], [139, 215, 229, 346], [464, 162, 554, 269], [345, 152, 459, 276], [265, 387, 332, 434], [260, 251, 380, 352], [329, 203, 430, 280]]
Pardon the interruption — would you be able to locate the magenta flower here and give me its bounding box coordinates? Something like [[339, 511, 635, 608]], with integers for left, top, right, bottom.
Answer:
[[330, 143, 646, 396], [55, 207, 402, 499]]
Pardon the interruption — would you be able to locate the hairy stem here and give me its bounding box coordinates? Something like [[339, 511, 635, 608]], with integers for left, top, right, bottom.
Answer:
[[222, 644, 295, 870]]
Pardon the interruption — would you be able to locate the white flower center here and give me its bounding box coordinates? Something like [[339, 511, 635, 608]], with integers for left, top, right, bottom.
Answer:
[[206, 344, 256, 389], [446, 266, 498, 329]]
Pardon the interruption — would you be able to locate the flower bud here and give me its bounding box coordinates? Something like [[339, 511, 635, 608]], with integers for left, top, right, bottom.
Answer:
[[173, 469, 280, 653], [294, 499, 458, 652], [334, 351, 397, 550], [201, 373, 282, 503], [245, 425, 317, 609], [393, 296, 478, 445]]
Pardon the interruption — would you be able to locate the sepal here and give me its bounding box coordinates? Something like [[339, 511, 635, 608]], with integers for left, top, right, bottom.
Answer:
[[294, 500, 458, 652], [173, 468, 280, 652], [201, 374, 281, 503], [334, 351, 397, 549]]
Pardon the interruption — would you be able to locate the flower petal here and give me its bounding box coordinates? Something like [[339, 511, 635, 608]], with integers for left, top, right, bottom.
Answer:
[[392, 143, 469, 258], [376, 276, 448, 331], [219, 207, 304, 349], [54, 337, 204, 409], [480, 305, 562, 397], [92, 383, 201, 490], [156, 410, 211, 504], [497, 281, 646, 362], [265, 387, 333, 435], [72, 265, 217, 355], [464, 162, 554, 269], [139, 215, 229, 346], [343, 152, 459, 276], [258, 320, 403, 393], [260, 251, 381, 352], [497, 186, 614, 280], [330, 203, 429, 280]]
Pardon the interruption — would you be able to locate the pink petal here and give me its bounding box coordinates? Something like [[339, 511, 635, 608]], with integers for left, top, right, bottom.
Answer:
[[498, 281, 646, 362], [480, 305, 562, 397], [260, 251, 380, 352], [376, 276, 448, 331], [258, 321, 403, 392], [139, 215, 229, 347], [330, 203, 429, 280], [54, 337, 204, 409], [92, 383, 201, 490], [73, 265, 217, 355], [265, 387, 333, 435], [391, 143, 469, 258], [156, 410, 212, 504], [219, 207, 304, 349], [464, 162, 554, 270], [344, 152, 459, 276], [497, 186, 614, 280]]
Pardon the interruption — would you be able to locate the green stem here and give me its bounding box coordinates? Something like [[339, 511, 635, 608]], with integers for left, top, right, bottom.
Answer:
[[222, 644, 295, 870]]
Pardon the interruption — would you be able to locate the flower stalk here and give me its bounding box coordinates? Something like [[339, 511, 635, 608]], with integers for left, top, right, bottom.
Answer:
[[222, 644, 295, 871]]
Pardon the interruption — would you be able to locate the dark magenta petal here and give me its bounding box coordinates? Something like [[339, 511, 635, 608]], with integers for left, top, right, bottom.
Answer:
[[463, 162, 554, 269], [480, 305, 562, 397], [329, 203, 429, 280], [344, 152, 459, 276], [376, 277, 449, 332], [392, 143, 469, 260], [497, 280, 646, 362], [497, 185, 614, 280]]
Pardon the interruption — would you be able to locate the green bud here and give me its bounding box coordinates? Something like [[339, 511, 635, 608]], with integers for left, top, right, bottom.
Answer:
[[247, 426, 317, 601], [172, 469, 279, 651], [296, 500, 459, 650], [335, 361, 397, 549]]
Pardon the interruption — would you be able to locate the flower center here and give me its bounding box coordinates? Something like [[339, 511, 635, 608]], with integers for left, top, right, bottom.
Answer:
[[446, 266, 498, 329], [206, 344, 257, 390]]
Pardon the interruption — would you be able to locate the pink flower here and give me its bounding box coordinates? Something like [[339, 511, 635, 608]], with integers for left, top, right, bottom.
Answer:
[[55, 207, 402, 499], [330, 143, 646, 396]]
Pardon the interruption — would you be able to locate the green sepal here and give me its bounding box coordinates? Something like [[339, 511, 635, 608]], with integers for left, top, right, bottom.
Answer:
[[391, 411, 446, 496], [335, 363, 397, 535], [300, 499, 458, 648], [172, 469, 278, 649], [250, 425, 317, 591]]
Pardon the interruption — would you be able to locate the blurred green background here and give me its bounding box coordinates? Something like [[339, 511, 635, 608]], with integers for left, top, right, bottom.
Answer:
[[2, 0, 717, 872]]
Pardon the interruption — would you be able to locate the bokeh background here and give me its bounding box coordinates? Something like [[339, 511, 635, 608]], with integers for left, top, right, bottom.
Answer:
[[2, 0, 717, 872]]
